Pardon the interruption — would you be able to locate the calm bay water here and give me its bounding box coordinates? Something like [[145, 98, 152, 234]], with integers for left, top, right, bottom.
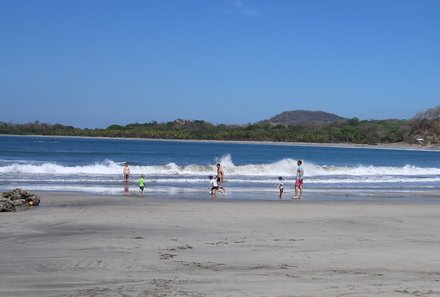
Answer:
[[1, 135, 439, 200]]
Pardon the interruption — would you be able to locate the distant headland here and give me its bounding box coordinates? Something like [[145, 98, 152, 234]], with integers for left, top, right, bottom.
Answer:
[[1, 107, 439, 145]]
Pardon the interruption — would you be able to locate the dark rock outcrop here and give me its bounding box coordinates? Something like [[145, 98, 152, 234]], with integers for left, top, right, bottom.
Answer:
[[25, 195, 40, 206], [1, 189, 40, 212], [0, 198, 16, 212]]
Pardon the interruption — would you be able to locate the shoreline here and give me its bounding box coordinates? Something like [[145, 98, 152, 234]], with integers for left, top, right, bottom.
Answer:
[[1, 133, 439, 152], [43, 190, 440, 203], [34, 189, 440, 201], [1, 192, 440, 297]]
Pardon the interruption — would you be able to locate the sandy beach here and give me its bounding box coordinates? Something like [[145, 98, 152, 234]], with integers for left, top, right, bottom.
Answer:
[[4, 134, 440, 152], [1, 193, 440, 297]]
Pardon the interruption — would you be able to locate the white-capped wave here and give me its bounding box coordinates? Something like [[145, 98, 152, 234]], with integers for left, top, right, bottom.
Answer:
[[0, 160, 122, 175], [308, 164, 440, 176], [1, 155, 440, 177]]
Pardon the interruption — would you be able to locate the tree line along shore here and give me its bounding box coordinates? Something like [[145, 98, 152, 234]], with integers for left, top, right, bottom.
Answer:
[[1, 107, 439, 145]]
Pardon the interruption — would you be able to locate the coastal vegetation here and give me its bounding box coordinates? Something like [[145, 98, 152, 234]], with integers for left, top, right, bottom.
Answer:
[[1, 107, 439, 145]]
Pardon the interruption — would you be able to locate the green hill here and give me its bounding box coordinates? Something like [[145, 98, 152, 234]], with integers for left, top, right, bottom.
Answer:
[[258, 110, 347, 126]]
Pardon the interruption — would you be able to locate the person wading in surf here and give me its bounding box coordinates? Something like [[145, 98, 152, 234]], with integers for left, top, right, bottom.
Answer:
[[294, 160, 304, 199], [123, 163, 130, 183]]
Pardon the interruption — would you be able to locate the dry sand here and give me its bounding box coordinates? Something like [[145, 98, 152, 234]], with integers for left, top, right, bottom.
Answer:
[[1, 193, 440, 297]]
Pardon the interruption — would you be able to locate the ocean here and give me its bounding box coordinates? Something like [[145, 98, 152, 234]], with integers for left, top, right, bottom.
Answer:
[[1, 135, 439, 200]]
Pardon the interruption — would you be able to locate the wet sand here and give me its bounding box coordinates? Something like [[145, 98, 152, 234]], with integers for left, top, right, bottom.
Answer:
[[1, 192, 440, 297]]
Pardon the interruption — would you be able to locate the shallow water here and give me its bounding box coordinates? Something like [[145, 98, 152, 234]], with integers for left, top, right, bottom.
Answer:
[[1, 135, 439, 200]]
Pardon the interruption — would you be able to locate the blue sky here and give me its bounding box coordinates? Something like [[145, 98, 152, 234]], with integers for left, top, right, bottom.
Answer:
[[0, 0, 439, 128]]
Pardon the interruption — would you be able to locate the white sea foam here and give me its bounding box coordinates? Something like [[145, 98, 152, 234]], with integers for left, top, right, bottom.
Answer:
[[4, 175, 440, 185], [1, 155, 440, 177]]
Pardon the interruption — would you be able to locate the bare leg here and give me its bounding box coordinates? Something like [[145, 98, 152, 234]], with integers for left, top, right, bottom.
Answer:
[[210, 189, 217, 199]]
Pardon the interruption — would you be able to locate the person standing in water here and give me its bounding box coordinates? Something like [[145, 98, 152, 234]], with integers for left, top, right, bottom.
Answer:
[[123, 163, 130, 183], [278, 176, 285, 199], [294, 160, 304, 199], [138, 175, 145, 194], [208, 175, 219, 197], [216, 163, 224, 184], [216, 163, 226, 193]]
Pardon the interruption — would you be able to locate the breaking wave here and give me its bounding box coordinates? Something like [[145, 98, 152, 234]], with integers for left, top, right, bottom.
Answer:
[[1, 154, 440, 177]]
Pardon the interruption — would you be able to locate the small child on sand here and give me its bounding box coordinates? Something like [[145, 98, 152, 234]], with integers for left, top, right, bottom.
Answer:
[[138, 175, 145, 193], [278, 176, 284, 199]]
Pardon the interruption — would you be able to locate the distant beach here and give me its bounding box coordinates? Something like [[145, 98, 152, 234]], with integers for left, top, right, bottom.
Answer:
[[2, 133, 439, 151]]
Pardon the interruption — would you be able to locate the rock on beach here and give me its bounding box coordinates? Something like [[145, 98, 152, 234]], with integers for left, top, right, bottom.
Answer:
[[0, 189, 40, 212]]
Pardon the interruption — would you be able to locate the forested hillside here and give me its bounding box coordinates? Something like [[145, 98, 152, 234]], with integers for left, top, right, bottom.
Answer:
[[1, 108, 439, 145], [258, 110, 346, 126]]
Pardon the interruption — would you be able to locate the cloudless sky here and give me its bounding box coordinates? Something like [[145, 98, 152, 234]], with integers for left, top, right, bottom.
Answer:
[[0, 0, 439, 128]]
